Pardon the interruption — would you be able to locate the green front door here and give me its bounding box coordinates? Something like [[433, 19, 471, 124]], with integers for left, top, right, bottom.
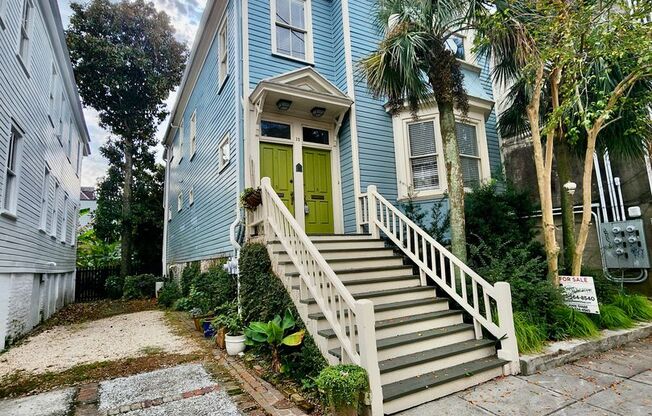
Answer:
[[303, 148, 334, 234], [260, 143, 294, 214]]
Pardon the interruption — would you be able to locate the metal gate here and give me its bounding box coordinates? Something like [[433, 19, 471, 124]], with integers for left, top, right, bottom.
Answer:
[[75, 267, 120, 302]]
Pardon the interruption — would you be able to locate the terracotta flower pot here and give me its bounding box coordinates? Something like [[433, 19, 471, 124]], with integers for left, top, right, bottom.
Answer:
[[215, 327, 226, 349]]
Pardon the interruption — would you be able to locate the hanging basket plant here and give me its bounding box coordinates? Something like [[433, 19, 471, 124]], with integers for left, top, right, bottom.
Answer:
[[241, 187, 262, 210]]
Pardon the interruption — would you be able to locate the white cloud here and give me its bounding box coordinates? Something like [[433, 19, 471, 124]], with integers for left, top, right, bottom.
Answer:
[[58, 0, 204, 187]]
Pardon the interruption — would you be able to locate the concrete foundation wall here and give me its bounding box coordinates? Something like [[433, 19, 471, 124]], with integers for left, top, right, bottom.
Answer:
[[0, 271, 75, 350]]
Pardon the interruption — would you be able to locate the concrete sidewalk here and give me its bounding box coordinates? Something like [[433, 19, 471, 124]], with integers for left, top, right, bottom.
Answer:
[[399, 336, 652, 416]]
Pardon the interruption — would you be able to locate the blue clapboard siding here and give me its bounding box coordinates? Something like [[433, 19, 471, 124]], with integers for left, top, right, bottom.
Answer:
[[0, 0, 85, 274], [248, 0, 340, 88], [166, 0, 239, 264]]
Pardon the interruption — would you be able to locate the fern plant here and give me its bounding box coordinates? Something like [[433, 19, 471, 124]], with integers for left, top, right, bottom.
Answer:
[[612, 293, 652, 321], [592, 304, 634, 330], [514, 312, 547, 354]]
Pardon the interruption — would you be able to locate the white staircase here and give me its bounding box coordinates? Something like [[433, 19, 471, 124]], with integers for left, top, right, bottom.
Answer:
[[250, 178, 519, 415]]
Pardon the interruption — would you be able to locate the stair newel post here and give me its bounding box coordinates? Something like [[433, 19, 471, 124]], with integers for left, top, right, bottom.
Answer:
[[356, 299, 383, 416], [494, 282, 520, 375], [367, 185, 380, 239]]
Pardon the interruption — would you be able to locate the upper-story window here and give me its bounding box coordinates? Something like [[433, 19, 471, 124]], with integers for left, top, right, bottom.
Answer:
[[445, 34, 466, 60], [189, 187, 194, 206], [178, 121, 184, 163], [39, 167, 51, 230], [218, 17, 228, 87], [48, 64, 58, 126], [17, 0, 33, 68], [177, 192, 182, 212], [218, 134, 230, 171], [456, 122, 481, 187], [272, 0, 312, 61], [190, 110, 197, 158], [57, 93, 66, 146], [60, 194, 68, 242], [2, 124, 23, 216], [407, 120, 440, 191], [50, 181, 59, 236]]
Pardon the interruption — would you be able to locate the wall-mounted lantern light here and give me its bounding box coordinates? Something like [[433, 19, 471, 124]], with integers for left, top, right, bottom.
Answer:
[[310, 107, 326, 118], [276, 99, 292, 111]]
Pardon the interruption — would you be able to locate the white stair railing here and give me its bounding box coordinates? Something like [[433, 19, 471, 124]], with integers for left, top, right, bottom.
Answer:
[[257, 177, 384, 415], [361, 185, 520, 374]]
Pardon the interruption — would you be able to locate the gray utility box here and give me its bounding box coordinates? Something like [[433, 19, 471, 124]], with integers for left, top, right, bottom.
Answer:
[[599, 219, 650, 269]]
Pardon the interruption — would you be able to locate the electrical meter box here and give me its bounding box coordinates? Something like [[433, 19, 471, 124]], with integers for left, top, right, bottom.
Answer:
[[599, 219, 650, 269]]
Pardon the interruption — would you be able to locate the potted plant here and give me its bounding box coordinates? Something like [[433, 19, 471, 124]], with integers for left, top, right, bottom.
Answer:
[[240, 187, 262, 210], [190, 307, 204, 332], [201, 318, 216, 338], [223, 314, 246, 356], [211, 301, 238, 350], [315, 365, 369, 416], [244, 310, 305, 372]]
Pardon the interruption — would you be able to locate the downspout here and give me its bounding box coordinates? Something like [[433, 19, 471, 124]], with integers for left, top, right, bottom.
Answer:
[[229, 0, 243, 256], [162, 146, 171, 275]]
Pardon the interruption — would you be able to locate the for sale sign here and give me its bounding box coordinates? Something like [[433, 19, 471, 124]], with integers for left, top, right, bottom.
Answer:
[[559, 275, 600, 314]]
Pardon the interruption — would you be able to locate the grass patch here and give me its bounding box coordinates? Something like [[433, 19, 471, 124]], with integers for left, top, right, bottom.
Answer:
[[138, 346, 165, 356], [0, 353, 202, 399], [592, 304, 634, 330], [612, 293, 652, 321], [552, 307, 600, 339], [514, 312, 547, 354]]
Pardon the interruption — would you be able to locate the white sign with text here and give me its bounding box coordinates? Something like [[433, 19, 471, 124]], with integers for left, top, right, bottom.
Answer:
[[559, 275, 600, 314]]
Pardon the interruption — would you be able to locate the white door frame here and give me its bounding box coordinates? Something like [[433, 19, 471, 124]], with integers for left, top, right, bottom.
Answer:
[[250, 112, 344, 234]]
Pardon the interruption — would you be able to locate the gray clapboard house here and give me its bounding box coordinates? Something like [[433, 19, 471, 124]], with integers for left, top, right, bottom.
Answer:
[[0, 0, 89, 350]]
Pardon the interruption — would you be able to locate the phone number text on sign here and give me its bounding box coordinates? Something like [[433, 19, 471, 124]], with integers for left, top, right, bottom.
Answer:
[[559, 275, 600, 314]]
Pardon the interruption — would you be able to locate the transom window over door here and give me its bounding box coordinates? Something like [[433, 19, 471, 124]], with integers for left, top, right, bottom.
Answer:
[[456, 122, 481, 187], [261, 120, 291, 139], [408, 121, 439, 191], [274, 0, 310, 60]]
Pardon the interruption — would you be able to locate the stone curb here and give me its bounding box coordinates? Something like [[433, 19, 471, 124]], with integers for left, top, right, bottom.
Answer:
[[519, 322, 652, 375], [98, 385, 221, 416]]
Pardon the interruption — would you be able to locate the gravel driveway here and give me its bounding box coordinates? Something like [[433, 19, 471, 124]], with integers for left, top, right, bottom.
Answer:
[[0, 311, 198, 376]]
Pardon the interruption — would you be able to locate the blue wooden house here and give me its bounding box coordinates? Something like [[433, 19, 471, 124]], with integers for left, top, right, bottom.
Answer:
[[162, 1, 518, 413]]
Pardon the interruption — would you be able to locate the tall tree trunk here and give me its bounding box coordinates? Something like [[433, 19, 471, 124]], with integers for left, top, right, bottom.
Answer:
[[121, 138, 134, 277], [438, 100, 467, 263], [555, 137, 576, 271], [527, 65, 560, 285], [571, 130, 598, 275]]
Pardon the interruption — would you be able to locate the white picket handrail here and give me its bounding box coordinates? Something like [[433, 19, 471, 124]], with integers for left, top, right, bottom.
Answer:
[[361, 185, 520, 373], [257, 177, 384, 415]]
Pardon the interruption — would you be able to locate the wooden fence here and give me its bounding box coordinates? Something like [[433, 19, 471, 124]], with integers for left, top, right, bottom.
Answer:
[[75, 267, 120, 302]]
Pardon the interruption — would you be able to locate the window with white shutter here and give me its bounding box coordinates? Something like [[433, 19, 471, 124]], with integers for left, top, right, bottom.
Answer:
[[2, 125, 23, 215], [456, 122, 481, 187], [408, 121, 439, 191], [190, 111, 197, 158]]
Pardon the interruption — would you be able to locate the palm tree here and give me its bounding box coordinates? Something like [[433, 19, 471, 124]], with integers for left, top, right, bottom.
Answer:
[[360, 0, 485, 262]]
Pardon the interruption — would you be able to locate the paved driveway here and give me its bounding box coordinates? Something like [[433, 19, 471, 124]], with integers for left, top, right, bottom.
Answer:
[[399, 336, 652, 416]]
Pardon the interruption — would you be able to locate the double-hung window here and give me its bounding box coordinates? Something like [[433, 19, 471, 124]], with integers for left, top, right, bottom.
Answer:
[[2, 125, 23, 215], [407, 121, 440, 191], [273, 0, 310, 61], [190, 111, 197, 158], [456, 122, 481, 187], [445, 34, 466, 60], [18, 0, 33, 66], [218, 18, 228, 87]]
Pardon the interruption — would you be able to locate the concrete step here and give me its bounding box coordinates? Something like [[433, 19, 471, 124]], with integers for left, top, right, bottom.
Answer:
[[278, 256, 406, 274], [307, 298, 450, 330], [317, 310, 464, 347], [328, 323, 477, 362], [382, 357, 507, 414], [379, 339, 496, 384]]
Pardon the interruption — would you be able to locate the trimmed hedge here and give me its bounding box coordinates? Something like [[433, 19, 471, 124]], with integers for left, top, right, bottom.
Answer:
[[239, 242, 327, 383]]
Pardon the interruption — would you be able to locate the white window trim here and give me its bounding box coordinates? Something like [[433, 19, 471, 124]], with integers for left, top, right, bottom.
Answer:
[[39, 166, 51, 231], [177, 192, 182, 212], [218, 15, 229, 89], [16, 0, 33, 75], [392, 106, 491, 201], [189, 187, 194, 206], [218, 133, 230, 172], [190, 110, 197, 159], [1, 124, 23, 218], [270, 0, 314, 64]]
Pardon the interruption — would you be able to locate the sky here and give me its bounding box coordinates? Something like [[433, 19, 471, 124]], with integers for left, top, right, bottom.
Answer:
[[57, 0, 207, 187]]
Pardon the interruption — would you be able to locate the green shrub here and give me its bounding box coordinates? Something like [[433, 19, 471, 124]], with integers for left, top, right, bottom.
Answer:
[[551, 307, 600, 340], [181, 262, 200, 297], [612, 293, 652, 321], [315, 365, 369, 411], [157, 280, 181, 308], [186, 266, 236, 314], [123, 274, 157, 300], [105, 275, 124, 299], [514, 312, 547, 354], [239, 242, 326, 383], [173, 297, 193, 311], [592, 304, 634, 330]]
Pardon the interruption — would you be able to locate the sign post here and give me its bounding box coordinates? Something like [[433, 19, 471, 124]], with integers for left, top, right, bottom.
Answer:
[[559, 275, 600, 314]]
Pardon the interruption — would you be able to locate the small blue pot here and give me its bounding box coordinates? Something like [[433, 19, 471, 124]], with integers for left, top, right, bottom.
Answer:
[[202, 320, 215, 338]]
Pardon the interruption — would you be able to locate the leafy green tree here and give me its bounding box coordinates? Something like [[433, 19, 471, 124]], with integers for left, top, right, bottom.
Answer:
[[360, 0, 486, 263], [477, 0, 652, 281], [67, 0, 186, 275]]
